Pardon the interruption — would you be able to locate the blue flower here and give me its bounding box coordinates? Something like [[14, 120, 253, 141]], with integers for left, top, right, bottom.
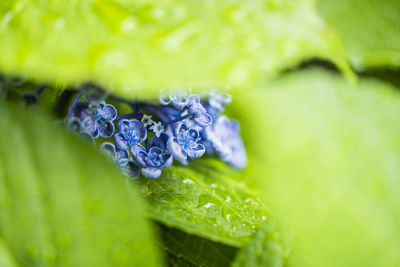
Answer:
[[167, 123, 205, 164], [72, 101, 117, 138], [204, 115, 247, 169], [131, 133, 173, 179], [66, 117, 95, 144], [186, 94, 213, 127], [150, 121, 165, 137], [159, 89, 189, 110], [114, 119, 147, 150], [100, 142, 140, 179]]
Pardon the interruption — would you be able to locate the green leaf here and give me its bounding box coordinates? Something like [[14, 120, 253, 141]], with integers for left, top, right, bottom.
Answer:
[[0, 0, 351, 96], [318, 0, 400, 70], [233, 68, 400, 267], [158, 223, 237, 267], [135, 159, 269, 247], [0, 104, 162, 267], [231, 216, 291, 267], [0, 238, 19, 267]]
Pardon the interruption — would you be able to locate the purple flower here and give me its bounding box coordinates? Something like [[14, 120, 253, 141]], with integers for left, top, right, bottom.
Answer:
[[114, 119, 147, 150], [186, 94, 213, 127], [72, 101, 117, 138], [167, 123, 205, 164], [100, 142, 140, 179], [131, 133, 173, 179], [204, 115, 247, 169]]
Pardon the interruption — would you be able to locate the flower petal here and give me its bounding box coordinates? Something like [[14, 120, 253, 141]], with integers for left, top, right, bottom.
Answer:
[[114, 133, 129, 150], [194, 113, 213, 127], [141, 167, 162, 179], [187, 143, 205, 159], [102, 104, 117, 120], [100, 142, 116, 160], [160, 153, 173, 170], [129, 119, 147, 142], [167, 137, 187, 163], [131, 144, 147, 166], [123, 161, 140, 179], [98, 121, 115, 138], [151, 132, 169, 150]]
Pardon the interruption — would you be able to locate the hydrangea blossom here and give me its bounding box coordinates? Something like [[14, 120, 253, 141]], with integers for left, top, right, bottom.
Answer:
[[66, 117, 94, 144], [58, 84, 247, 180], [159, 89, 190, 110], [72, 101, 117, 138], [100, 142, 140, 179], [167, 123, 205, 164], [150, 121, 165, 137], [132, 133, 173, 179], [186, 94, 213, 127], [114, 119, 147, 150], [204, 115, 247, 169]]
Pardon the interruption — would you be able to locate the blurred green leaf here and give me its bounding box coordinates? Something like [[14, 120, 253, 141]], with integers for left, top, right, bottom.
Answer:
[[0, 104, 162, 267], [0, 0, 351, 96], [233, 68, 400, 267], [0, 238, 19, 267], [159, 224, 237, 267], [318, 0, 400, 70], [231, 216, 291, 267], [135, 159, 269, 247]]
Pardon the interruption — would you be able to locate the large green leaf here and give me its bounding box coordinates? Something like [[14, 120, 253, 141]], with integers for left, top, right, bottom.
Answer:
[[232, 68, 400, 267], [0, 238, 19, 267], [135, 159, 269, 247], [0, 104, 162, 267], [0, 0, 351, 96], [318, 0, 400, 70]]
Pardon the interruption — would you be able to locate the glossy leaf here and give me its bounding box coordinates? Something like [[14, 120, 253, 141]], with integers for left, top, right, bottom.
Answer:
[[135, 159, 269, 247], [0, 0, 351, 96], [0, 104, 162, 267]]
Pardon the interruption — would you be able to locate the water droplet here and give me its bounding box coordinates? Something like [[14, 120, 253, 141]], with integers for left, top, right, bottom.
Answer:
[[244, 205, 247, 208], [213, 224, 217, 228], [203, 202, 214, 208], [233, 227, 237, 231], [242, 224, 246, 227], [225, 196, 231, 203], [183, 179, 194, 184], [226, 214, 231, 221], [262, 216, 267, 221], [245, 198, 252, 203], [211, 184, 217, 188]]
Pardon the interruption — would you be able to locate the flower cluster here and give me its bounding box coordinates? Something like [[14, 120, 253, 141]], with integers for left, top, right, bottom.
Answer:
[[66, 87, 247, 179]]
